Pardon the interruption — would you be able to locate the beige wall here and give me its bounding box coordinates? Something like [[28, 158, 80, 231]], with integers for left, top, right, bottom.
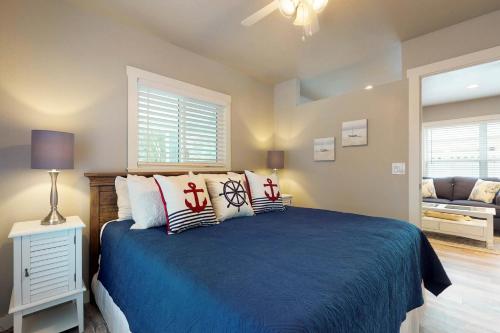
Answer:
[[423, 95, 500, 123], [0, 0, 274, 318], [402, 10, 500, 71], [275, 80, 409, 220]]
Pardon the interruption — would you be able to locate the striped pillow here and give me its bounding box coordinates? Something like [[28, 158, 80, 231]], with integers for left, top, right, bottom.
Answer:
[[244, 170, 285, 214], [153, 174, 219, 234]]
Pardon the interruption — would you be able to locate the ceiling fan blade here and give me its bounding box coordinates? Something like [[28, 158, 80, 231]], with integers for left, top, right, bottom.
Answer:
[[241, 1, 279, 27]]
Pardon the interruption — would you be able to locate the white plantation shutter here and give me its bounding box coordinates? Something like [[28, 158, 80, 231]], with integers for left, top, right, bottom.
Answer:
[[423, 117, 500, 178], [488, 121, 500, 177], [127, 67, 230, 170]]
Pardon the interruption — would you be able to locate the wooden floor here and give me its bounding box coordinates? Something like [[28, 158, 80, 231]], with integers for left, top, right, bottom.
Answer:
[[421, 241, 500, 333]]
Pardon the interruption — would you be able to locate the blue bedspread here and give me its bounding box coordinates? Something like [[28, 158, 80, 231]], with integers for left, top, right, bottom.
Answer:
[[98, 207, 450, 333]]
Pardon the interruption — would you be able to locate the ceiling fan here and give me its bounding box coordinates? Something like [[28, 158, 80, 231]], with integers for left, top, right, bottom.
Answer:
[[241, 0, 329, 40]]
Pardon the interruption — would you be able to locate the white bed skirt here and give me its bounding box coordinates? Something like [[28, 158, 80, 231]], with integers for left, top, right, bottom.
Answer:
[[92, 274, 423, 333]]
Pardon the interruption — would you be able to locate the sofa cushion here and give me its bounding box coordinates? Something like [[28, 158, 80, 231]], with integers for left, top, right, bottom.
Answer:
[[431, 177, 454, 200], [452, 177, 478, 200], [450, 200, 500, 216], [422, 198, 451, 204], [483, 177, 500, 206]]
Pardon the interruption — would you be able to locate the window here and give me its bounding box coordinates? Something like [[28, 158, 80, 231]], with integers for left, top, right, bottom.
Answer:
[[127, 67, 231, 170], [423, 116, 500, 178]]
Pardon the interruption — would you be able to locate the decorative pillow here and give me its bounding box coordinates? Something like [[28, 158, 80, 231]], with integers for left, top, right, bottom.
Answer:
[[115, 176, 132, 220], [244, 170, 285, 214], [154, 174, 218, 234], [205, 174, 254, 222], [422, 179, 437, 199], [127, 175, 166, 229], [468, 179, 500, 204]]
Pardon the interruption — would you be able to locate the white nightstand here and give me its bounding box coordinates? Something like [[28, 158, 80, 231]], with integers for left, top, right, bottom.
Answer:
[[282, 194, 293, 206], [8, 216, 86, 333]]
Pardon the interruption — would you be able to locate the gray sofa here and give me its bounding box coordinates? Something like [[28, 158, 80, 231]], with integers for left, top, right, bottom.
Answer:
[[423, 177, 500, 231]]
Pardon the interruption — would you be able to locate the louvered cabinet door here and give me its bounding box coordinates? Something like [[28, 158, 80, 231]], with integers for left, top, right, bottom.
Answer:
[[21, 229, 76, 304]]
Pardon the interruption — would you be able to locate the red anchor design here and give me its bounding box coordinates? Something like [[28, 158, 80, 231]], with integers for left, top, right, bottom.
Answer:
[[184, 182, 207, 213], [264, 178, 280, 202]]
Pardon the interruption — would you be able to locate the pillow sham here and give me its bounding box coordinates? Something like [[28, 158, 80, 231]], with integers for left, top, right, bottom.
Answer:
[[127, 175, 166, 229], [154, 174, 218, 234], [244, 170, 285, 214], [468, 179, 500, 204], [115, 176, 132, 220], [422, 179, 437, 199], [205, 174, 254, 222]]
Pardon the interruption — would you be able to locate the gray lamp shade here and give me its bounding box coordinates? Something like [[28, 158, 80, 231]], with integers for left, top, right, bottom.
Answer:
[[267, 150, 284, 169], [31, 130, 74, 170]]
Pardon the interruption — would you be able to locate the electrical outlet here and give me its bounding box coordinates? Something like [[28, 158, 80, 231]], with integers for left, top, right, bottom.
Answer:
[[392, 162, 406, 175]]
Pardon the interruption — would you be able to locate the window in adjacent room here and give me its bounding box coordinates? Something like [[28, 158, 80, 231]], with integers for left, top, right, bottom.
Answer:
[[423, 116, 500, 178], [127, 66, 231, 171]]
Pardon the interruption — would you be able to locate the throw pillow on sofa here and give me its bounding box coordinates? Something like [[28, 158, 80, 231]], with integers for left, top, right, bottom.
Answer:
[[468, 179, 500, 204], [422, 179, 437, 199]]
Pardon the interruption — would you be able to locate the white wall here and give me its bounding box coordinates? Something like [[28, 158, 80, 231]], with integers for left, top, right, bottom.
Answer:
[[0, 0, 274, 318]]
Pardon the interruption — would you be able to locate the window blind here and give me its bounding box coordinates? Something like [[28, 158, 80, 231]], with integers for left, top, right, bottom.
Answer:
[[423, 118, 500, 178], [136, 82, 227, 166]]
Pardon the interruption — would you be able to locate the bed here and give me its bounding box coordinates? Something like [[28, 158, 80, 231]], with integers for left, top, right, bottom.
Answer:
[[85, 172, 450, 333]]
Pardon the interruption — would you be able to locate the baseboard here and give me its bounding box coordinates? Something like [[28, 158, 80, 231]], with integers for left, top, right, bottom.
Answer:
[[0, 313, 12, 331]]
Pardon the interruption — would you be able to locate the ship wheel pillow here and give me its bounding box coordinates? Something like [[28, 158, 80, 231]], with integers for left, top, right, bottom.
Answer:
[[244, 170, 285, 214], [205, 174, 254, 222], [154, 174, 218, 234]]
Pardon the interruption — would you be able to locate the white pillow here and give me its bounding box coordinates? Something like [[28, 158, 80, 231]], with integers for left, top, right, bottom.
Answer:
[[244, 170, 285, 214], [115, 176, 132, 220], [468, 179, 500, 204], [127, 175, 166, 229], [154, 174, 218, 234], [422, 179, 437, 199], [205, 174, 254, 222]]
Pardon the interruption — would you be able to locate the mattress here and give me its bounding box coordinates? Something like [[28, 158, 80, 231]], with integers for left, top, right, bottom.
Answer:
[[96, 207, 450, 333]]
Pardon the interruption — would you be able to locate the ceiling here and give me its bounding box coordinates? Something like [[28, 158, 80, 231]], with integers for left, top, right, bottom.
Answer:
[[68, 0, 500, 84], [422, 60, 500, 106]]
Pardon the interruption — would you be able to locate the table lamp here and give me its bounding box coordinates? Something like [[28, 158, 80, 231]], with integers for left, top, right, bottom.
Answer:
[[267, 150, 284, 173], [31, 130, 74, 225]]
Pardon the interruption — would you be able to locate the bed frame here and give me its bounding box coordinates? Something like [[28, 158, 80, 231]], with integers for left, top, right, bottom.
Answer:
[[84, 171, 243, 289]]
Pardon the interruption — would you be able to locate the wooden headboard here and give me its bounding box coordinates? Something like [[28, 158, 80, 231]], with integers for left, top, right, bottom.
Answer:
[[84, 171, 244, 286]]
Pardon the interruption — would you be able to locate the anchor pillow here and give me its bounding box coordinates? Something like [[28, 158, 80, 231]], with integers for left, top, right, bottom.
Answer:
[[153, 174, 219, 234], [244, 170, 285, 214], [205, 174, 254, 222]]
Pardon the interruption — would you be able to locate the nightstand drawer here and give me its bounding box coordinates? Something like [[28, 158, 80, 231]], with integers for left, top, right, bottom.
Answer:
[[21, 229, 76, 304]]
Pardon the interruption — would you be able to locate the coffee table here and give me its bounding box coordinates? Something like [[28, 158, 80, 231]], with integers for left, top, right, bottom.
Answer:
[[422, 202, 496, 249]]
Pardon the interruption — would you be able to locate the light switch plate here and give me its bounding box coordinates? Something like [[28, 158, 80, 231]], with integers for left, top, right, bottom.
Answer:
[[392, 162, 406, 175]]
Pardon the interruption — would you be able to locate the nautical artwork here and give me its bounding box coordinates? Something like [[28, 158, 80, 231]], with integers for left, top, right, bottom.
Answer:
[[314, 137, 335, 161], [342, 119, 368, 147]]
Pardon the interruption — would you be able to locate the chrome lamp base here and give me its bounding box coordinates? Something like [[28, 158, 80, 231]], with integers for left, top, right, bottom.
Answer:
[[41, 207, 66, 225], [41, 170, 66, 225]]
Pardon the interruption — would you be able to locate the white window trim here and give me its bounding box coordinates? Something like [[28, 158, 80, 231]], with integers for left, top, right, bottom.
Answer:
[[423, 114, 500, 128], [127, 66, 231, 172]]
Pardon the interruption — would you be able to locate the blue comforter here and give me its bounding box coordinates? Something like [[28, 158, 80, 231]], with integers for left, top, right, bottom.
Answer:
[[98, 207, 450, 333]]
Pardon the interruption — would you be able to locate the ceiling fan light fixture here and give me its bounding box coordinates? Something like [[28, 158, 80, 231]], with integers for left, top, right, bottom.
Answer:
[[293, 2, 312, 26], [278, 0, 298, 18], [311, 0, 328, 13]]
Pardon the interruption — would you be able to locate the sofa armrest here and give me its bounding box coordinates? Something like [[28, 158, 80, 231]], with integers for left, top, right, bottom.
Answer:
[[497, 191, 500, 206]]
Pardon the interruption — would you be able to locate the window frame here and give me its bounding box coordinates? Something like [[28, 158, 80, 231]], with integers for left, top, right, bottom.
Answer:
[[127, 66, 231, 171], [422, 114, 500, 178]]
